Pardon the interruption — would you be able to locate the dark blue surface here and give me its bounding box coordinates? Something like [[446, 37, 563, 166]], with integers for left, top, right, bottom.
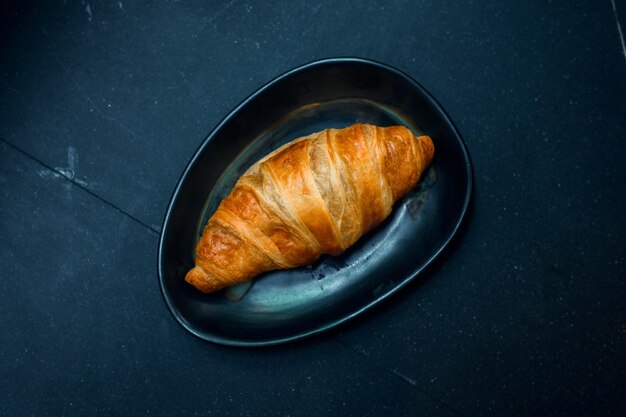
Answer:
[[1, 0, 625, 416]]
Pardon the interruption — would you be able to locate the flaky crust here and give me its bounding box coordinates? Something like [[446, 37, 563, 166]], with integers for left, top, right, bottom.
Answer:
[[185, 124, 434, 293]]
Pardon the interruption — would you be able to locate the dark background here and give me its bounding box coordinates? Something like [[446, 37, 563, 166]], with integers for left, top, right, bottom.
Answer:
[[1, 0, 625, 416]]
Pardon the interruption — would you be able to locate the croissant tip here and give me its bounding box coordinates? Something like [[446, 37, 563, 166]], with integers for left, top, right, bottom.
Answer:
[[185, 266, 218, 293], [417, 134, 435, 162]]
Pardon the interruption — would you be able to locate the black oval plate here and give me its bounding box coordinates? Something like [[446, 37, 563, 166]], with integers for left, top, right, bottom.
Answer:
[[158, 57, 473, 346]]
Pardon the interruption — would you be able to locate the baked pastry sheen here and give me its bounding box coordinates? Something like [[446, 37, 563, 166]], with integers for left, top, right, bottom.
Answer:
[[185, 123, 434, 293]]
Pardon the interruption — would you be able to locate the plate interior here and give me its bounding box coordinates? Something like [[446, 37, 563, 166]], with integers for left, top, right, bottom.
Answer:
[[158, 59, 472, 345]]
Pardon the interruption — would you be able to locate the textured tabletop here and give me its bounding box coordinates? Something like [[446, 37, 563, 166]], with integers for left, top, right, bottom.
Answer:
[[1, 0, 625, 416]]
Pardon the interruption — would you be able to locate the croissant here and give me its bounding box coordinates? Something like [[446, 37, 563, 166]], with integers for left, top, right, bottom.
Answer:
[[185, 123, 435, 293]]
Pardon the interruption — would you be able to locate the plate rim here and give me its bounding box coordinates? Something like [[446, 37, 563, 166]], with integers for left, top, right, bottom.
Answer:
[[157, 56, 474, 347]]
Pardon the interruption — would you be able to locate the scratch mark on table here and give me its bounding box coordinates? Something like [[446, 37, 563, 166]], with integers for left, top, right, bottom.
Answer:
[[209, 0, 238, 24], [38, 146, 89, 198], [0, 85, 24, 96], [390, 369, 417, 386], [195, 0, 238, 34], [85, 2, 93, 22], [54, 56, 99, 111], [609, 0, 626, 60]]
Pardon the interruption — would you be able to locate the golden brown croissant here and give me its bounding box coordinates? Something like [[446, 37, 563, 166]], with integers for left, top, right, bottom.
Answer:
[[185, 123, 434, 293]]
